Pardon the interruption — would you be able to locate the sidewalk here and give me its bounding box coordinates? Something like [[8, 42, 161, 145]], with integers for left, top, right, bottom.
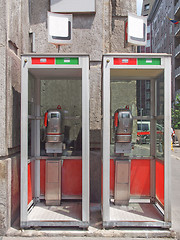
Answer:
[[3, 203, 176, 239], [1, 144, 180, 239], [171, 142, 180, 239], [1, 237, 178, 240]]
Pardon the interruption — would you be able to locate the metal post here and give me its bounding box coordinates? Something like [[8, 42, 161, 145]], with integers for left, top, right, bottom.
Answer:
[[20, 57, 28, 226], [164, 56, 171, 222], [150, 79, 156, 202], [103, 57, 111, 222], [34, 78, 41, 201], [82, 56, 90, 223], [30, 74, 35, 200]]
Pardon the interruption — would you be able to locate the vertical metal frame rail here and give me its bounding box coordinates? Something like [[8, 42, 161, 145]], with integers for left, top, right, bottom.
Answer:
[[164, 57, 171, 222], [102, 53, 171, 228], [82, 56, 90, 223], [102, 57, 111, 222], [21, 57, 29, 226], [150, 79, 156, 203], [20, 54, 90, 228]]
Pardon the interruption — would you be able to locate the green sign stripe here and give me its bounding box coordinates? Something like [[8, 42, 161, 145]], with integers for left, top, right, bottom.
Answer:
[[137, 58, 161, 65], [55, 58, 79, 65]]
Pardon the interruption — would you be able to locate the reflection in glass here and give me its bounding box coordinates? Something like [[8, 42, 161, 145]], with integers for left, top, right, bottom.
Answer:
[[136, 80, 151, 116], [28, 73, 35, 116], [110, 80, 151, 158], [156, 120, 164, 159], [40, 79, 82, 156], [28, 120, 31, 157], [156, 77, 164, 116]]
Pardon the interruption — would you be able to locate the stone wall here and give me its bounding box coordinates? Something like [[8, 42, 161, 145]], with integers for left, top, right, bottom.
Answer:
[[0, 159, 11, 235], [0, 0, 29, 234]]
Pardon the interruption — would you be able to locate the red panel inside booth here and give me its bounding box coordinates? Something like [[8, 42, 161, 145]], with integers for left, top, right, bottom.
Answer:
[[110, 159, 164, 201], [110, 159, 115, 194], [156, 160, 164, 206], [62, 159, 82, 196], [40, 159, 82, 197], [28, 163, 33, 204], [130, 159, 150, 196], [109, 159, 151, 196]]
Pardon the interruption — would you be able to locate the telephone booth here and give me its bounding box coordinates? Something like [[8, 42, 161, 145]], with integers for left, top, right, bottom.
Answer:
[[20, 54, 89, 228], [102, 53, 171, 228]]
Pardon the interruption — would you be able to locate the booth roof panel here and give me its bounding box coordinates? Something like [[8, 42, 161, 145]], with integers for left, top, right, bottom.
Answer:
[[29, 68, 82, 80], [110, 69, 163, 81]]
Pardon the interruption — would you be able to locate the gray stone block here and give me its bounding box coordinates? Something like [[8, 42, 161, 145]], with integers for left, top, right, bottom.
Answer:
[[0, 46, 7, 157], [6, 50, 21, 149], [0, 159, 11, 235]]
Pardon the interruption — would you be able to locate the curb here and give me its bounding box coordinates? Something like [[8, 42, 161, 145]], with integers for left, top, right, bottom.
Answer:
[[5, 227, 176, 239]]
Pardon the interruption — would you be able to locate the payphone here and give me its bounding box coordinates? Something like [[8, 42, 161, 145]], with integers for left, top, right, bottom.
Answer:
[[113, 107, 133, 205], [44, 108, 63, 153], [114, 107, 133, 154], [44, 108, 63, 205]]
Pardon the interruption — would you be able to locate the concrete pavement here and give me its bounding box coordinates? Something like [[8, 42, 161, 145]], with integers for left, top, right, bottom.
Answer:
[[1, 143, 180, 239], [0, 238, 177, 240], [171, 142, 180, 238]]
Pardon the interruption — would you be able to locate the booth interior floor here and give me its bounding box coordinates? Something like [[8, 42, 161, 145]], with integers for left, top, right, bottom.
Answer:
[[110, 203, 164, 222], [28, 201, 82, 221]]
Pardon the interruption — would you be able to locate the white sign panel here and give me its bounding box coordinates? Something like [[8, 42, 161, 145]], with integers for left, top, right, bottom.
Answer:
[[48, 12, 72, 45], [127, 12, 147, 46], [50, 0, 95, 13]]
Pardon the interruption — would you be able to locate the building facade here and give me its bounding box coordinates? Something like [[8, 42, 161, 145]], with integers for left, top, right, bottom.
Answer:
[[0, 0, 136, 234], [174, 0, 180, 92], [137, 0, 156, 116], [148, 0, 175, 100], [140, 0, 155, 53], [141, 0, 156, 16]]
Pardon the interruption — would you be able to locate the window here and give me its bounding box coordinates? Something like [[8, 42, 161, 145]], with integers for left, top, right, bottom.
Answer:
[[146, 92, 150, 100], [146, 39, 150, 47], [144, 4, 150, 11], [146, 101, 150, 109], [146, 81, 150, 90]]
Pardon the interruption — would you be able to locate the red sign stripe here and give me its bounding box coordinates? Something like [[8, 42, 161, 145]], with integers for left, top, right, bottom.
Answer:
[[32, 58, 55, 64], [114, 58, 137, 65]]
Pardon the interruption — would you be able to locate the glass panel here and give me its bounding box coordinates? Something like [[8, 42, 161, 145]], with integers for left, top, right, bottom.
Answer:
[[28, 73, 35, 116], [109, 69, 165, 207], [28, 119, 31, 157], [110, 80, 137, 145], [132, 119, 150, 157], [40, 79, 82, 156], [28, 73, 35, 158], [156, 120, 164, 159], [110, 79, 151, 157]]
